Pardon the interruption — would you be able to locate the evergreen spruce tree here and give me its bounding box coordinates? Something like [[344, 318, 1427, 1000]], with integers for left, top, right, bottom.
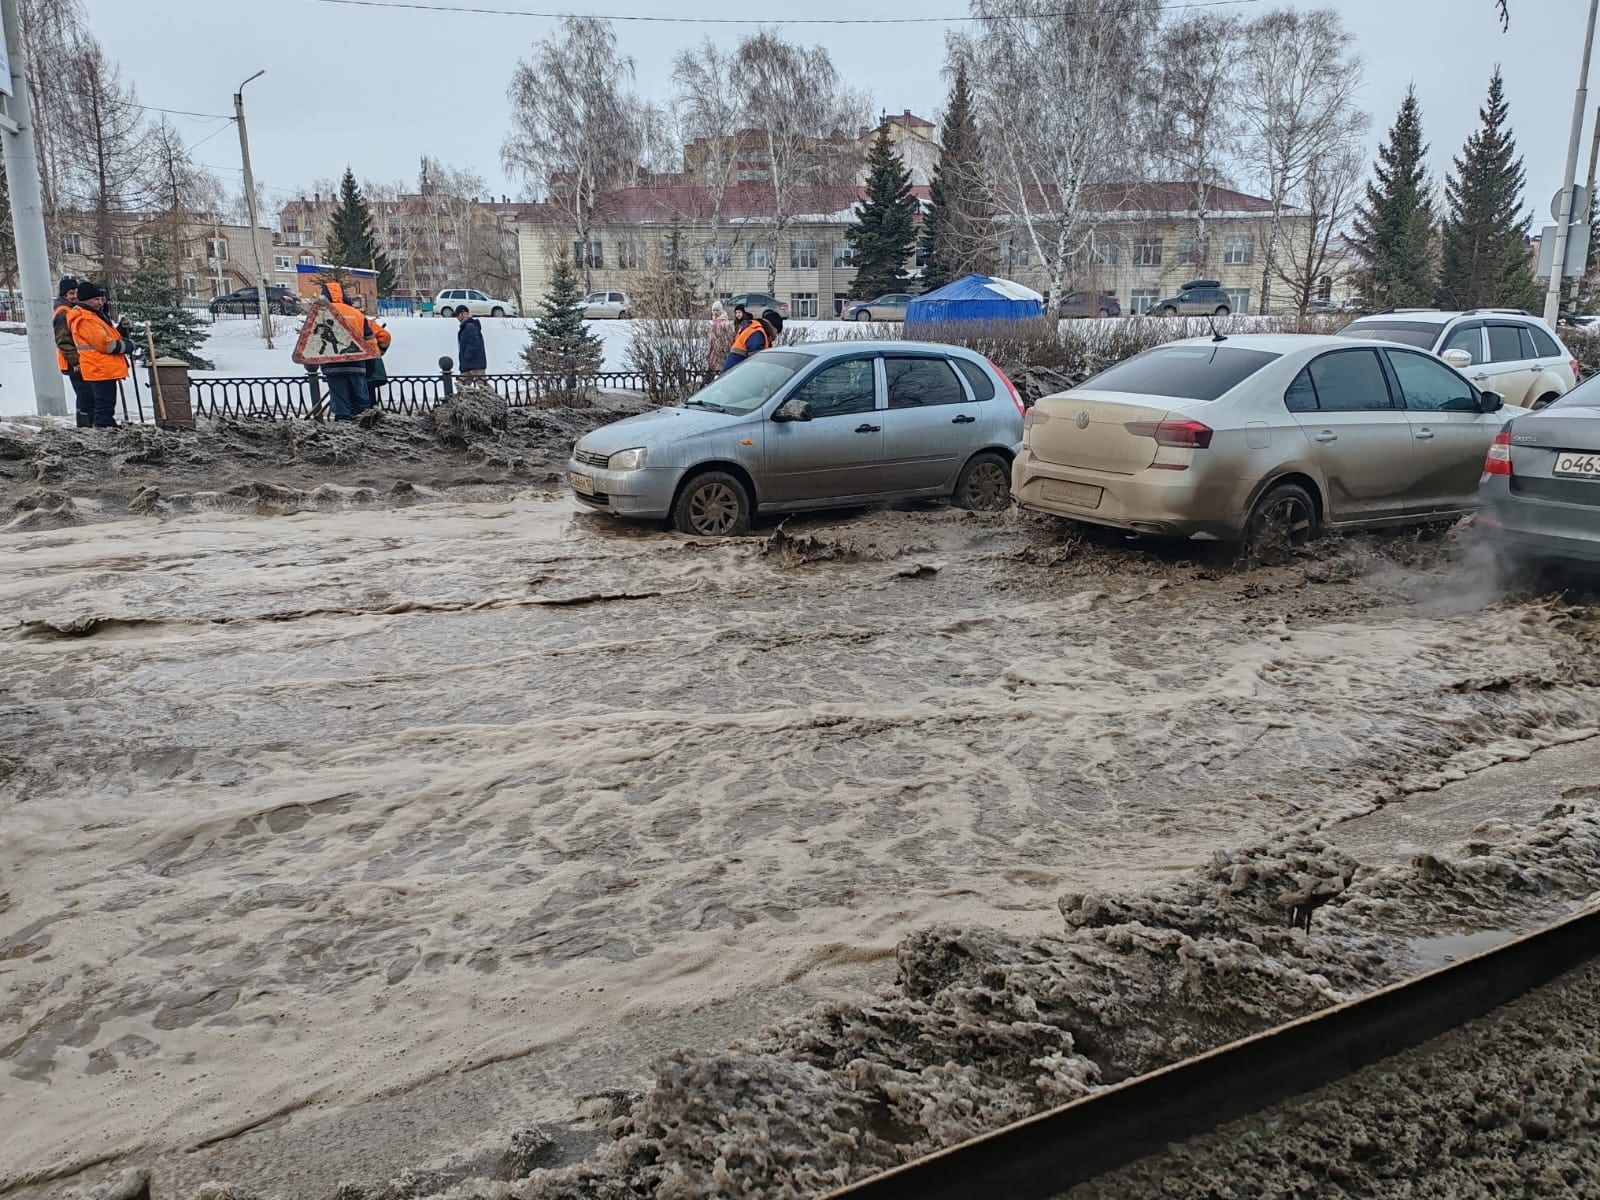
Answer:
[[1437, 69, 1538, 310], [325, 167, 397, 296], [523, 247, 603, 395], [117, 239, 213, 369], [847, 124, 920, 299], [920, 63, 989, 292], [1349, 86, 1436, 308]]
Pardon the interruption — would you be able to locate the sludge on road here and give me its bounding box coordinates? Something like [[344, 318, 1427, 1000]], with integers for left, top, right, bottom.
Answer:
[[2, 496, 1598, 1194]]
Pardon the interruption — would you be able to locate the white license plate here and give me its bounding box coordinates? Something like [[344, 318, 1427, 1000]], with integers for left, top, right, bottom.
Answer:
[[1042, 480, 1104, 510], [569, 472, 596, 494], [1553, 451, 1600, 479]]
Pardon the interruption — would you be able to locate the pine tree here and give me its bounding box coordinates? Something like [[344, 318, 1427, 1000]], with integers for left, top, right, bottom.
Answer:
[[324, 167, 397, 296], [1437, 69, 1538, 311], [847, 124, 920, 299], [523, 247, 603, 395], [920, 62, 990, 291], [1349, 86, 1436, 309], [117, 239, 213, 369]]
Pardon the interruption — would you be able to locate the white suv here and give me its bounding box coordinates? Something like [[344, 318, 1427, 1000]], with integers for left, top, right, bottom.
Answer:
[[582, 291, 633, 319], [1336, 308, 1578, 410], [435, 288, 518, 318]]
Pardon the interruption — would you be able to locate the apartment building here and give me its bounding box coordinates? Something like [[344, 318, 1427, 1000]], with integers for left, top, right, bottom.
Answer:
[[56, 215, 276, 300]]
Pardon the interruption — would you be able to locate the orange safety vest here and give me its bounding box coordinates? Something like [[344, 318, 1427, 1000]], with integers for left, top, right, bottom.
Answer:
[[66, 305, 129, 383], [730, 320, 768, 357], [53, 303, 73, 372]]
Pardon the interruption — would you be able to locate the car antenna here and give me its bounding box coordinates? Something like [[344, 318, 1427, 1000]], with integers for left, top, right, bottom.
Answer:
[[1207, 314, 1227, 342]]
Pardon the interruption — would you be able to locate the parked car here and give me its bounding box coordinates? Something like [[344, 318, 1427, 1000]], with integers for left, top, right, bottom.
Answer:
[[568, 341, 1025, 535], [1151, 279, 1232, 317], [1058, 292, 1122, 318], [718, 293, 789, 319], [210, 285, 300, 316], [1012, 333, 1521, 545], [435, 288, 518, 318], [1475, 381, 1600, 570], [582, 291, 632, 319], [1336, 309, 1578, 410], [843, 293, 914, 322]]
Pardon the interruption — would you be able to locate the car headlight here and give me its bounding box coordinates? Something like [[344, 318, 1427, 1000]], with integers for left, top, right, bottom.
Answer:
[[607, 447, 648, 471]]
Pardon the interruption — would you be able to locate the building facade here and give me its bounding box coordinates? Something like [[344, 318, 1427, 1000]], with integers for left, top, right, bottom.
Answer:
[[56, 214, 276, 301]]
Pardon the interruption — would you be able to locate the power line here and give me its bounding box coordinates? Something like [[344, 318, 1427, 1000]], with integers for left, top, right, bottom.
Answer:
[[57, 89, 234, 122], [301, 0, 1266, 24]]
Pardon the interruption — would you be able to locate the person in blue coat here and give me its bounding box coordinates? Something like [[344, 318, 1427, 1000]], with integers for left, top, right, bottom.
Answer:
[[455, 307, 487, 375]]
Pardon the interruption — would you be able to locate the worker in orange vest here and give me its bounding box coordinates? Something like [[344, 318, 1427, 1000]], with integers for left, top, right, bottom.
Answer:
[[721, 305, 783, 374], [52, 277, 95, 428], [318, 281, 390, 419], [65, 282, 130, 429]]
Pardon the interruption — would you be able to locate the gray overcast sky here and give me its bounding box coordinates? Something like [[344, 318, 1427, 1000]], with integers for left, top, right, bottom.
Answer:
[[77, 0, 1589, 225]]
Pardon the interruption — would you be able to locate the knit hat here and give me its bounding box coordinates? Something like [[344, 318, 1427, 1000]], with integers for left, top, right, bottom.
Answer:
[[58, 275, 79, 297], [76, 281, 106, 302]]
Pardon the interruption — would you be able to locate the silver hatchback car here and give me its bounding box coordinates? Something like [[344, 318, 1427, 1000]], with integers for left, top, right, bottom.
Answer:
[[569, 341, 1025, 535]]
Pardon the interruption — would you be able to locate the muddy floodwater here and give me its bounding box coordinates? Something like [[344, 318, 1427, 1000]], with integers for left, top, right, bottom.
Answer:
[[3, 472, 1598, 1195]]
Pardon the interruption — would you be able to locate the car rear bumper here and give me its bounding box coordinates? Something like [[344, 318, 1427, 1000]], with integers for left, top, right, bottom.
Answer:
[[1011, 449, 1245, 538], [566, 460, 676, 519], [1474, 504, 1600, 564]]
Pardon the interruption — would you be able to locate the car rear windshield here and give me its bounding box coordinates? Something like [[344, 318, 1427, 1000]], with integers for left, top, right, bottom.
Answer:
[[1333, 320, 1440, 349], [1076, 345, 1281, 401], [1551, 375, 1600, 410]]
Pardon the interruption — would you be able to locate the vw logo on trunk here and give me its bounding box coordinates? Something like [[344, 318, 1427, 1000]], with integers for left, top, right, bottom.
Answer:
[[1075, 411, 1091, 429]]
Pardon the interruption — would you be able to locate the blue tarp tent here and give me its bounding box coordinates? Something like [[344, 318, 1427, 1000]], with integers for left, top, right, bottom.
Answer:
[[904, 274, 1044, 326]]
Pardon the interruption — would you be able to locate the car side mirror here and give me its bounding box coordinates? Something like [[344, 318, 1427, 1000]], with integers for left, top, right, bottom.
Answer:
[[1479, 389, 1505, 413], [773, 398, 813, 423], [1442, 348, 1473, 369]]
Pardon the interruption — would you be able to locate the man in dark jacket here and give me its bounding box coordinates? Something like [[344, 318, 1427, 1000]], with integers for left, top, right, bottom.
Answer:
[[455, 308, 487, 376], [317, 281, 380, 420], [52, 277, 95, 428]]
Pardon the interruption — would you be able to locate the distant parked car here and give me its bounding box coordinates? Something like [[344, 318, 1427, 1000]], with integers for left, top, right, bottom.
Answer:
[[843, 293, 914, 322], [435, 288, 518, 318], [1151, 279, 1232, 317], [717, 293, 789, 320], [1336, 309, 1577, 410], [1058, 292, 1121, 318], [210, 285, 299, 316], [568, 340, 1025, 535], [582, 291, 633, 319]]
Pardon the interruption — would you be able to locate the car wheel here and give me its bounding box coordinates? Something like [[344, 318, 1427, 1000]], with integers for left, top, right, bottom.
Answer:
[[855, 310, 872, 322], [1097, 307, 1111, 318], [953, 451, 1012, 512], [1161, 305, 1178, 316], [672, 470, 751, 537], [1244, 481, 1318, 558], [1533, 392, 1561, 411], [1214, 305, 1230, 316], [491, 307, 505, 318], [619, 310, 631, 320], [438, 306, 453, 318]]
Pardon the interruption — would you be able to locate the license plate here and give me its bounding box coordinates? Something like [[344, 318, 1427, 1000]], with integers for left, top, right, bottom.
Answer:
[[1042, 480, 1104, 509], [569, 472, 596, 494], [1553, 451, 1600, 479]]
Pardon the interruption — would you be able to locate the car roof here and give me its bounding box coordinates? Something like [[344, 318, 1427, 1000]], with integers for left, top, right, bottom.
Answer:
[[775, 340, 989, 362], [1346, 309, 1549, 326], [1159, 332, 1424, 355]]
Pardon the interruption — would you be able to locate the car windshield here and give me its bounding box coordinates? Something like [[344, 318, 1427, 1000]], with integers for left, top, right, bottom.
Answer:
[[682, 351, 811, 414], [1334, 320, 1440, 349], [1076, 345, 1281, 401]]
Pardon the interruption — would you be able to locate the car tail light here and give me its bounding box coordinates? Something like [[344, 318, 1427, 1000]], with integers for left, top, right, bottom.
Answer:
[[1123, 419, 1215, 449], [1484, 428, 1513, 476], [987, 357, 1027, 420]]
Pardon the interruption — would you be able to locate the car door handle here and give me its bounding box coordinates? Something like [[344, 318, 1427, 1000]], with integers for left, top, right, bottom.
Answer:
[[1414, 429, 1435, 440], [951, 414, 976, 424], [855, 423, 880, 433], [1471, 373, 1488, 382], [1314, 431, 1338, 443]]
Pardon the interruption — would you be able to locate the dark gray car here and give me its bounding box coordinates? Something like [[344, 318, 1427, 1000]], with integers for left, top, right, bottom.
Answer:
[[1058, 292, 1121, 318], [1476, 383, 1600, 568], [1153, 279, 1231, 317]]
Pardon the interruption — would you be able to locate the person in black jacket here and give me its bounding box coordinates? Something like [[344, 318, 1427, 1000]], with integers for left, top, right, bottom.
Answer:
[[52, 277, 95, 428], [455, 308, 487, 376]]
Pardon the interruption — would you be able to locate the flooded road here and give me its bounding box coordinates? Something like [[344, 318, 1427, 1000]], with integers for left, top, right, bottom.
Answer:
[[3, 496, 1597, 1194]]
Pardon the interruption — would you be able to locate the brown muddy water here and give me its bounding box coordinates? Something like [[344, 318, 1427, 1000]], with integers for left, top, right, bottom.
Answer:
[[2, 473, 1598, 1197]]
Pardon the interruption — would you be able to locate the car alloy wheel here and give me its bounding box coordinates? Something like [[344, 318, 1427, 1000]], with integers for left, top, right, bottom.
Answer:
[[1246, 482, 1317, 559], [674, 470, 751, 536], [955, 452, 1012, 511]]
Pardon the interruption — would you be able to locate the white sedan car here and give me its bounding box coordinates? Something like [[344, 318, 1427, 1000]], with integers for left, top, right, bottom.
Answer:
[[435, 288, 518, 317], [583, 291, 633, 319]]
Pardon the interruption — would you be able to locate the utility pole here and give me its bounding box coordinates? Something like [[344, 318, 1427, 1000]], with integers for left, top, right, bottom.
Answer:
[[0, 0, 68, 416], [1545, 0, 1600, 325], [234, 70, 274, 348]]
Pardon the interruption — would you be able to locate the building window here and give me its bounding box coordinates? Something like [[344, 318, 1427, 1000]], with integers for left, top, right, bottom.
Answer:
[[1130, 288, 1159, 314], [573, 239, 603, 269], [617, 240, 643, 270], [1094, 235, 1120, 265], [914, 242, 929, 269], [1223, 236, 1253, 266], [1002, 238, 1030, 268], [746, 243, 771, 270], [1178, 236, 1208, 266], [702, 241, 732, 268], [1133, 237, 1163, 268], [274, 255, 293, 271], [183, 275, 198, 298], [789, 292, 819, 318], [790, 240, 818, 270], [106, 235, 124, 256], [299, 254, 316, 266], [1317, 275, 1333, 302], [138, 235, 155, 256], [833, 291, 850, 317], [833, 241, 856, 269], [283, 218, 299, 235], [1224, 287, 1251, 314], [207, 237, 228, 262]]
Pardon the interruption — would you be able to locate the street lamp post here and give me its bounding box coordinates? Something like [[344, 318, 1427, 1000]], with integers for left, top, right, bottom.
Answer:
[[234, 70, 274, 348], [1545, 0, 1600, 325]]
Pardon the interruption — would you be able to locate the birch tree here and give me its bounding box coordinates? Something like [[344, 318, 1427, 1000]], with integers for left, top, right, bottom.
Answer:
[[21, 0, 90, 221], [502, 16, 645, 291], [673, 39, 745, 298], [1239, 8, 1364, 314], [959, 0, 1161, 310], [1271, 142, 1364, 316], [144, 118, 225, 296]]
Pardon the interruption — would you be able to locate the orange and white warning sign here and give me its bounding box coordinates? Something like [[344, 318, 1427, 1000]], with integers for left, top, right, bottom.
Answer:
[[292, 301, 377, 366]]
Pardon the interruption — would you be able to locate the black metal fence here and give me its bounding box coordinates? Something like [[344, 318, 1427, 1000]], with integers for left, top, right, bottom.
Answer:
[[183, 367, 653, 421]]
